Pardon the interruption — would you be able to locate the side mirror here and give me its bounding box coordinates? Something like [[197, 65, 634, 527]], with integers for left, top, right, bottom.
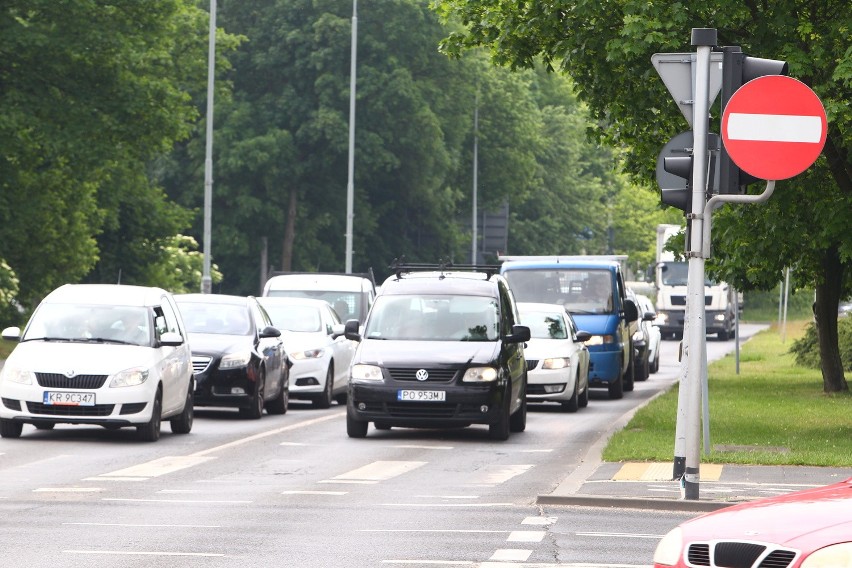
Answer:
[[575, 330, 592, 343], [623, 298, 639, 323], [2, 326, 21, 341], [331, 323, 346, 339], [159, 331, 185, 346], [344, 319, 362, 342], [506, 324, 531, 344], [642, 310, 656, 322], [260, 325, 281, 338]]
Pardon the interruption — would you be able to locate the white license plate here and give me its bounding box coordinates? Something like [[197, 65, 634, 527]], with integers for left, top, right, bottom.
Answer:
[[398, 390, 446, 402], [43, 391, 96, 406]]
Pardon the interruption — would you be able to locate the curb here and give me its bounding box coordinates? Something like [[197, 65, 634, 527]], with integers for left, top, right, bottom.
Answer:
[[536, 493, 733, 513]]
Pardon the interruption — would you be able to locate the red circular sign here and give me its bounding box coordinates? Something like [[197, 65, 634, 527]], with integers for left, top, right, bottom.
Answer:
[[721, 75, 827, 180]]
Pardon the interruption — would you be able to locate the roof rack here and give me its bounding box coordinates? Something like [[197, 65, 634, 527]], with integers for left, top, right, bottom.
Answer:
[[388, 257, 500, 280], [498, 255, 628, 263]]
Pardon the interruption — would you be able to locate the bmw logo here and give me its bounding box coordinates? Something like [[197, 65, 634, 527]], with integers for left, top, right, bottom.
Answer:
[[415, 369, 429, 381]]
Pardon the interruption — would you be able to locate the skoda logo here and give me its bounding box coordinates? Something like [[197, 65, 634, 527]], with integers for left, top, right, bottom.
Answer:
[[415, 369, 429, 381], [64, 370, 76, 378]]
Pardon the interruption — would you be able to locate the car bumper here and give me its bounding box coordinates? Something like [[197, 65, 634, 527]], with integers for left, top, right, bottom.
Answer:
[[193, 367, 259, 409], [0, 380, 157, 426], [287, 357, 329, 398], [526, 367, 576, 402], [587, 347, 622, 385], [348, 381, 506, 427]]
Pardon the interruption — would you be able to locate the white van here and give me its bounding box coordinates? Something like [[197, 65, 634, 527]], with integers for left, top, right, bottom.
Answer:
[[262, 272, 376, 324]]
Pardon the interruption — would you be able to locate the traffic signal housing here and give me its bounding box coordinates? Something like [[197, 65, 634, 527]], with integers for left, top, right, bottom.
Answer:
[[661, 155, 693, 212], [718, 46, 788, 194]]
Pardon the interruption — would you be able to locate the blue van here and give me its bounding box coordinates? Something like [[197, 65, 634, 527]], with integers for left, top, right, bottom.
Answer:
[[500, 257, 639, 399]]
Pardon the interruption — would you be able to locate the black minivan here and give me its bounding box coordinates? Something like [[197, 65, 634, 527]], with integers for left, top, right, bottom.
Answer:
[[343, 265, 530, 441]]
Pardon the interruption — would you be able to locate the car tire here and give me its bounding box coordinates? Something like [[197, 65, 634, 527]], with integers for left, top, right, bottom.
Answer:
[[509, 382, 527, 433], [0, 418, 23, 439], [650, 350, 660, 374], [170, 385, 194, 434], [489, 387, 511, 441], [608, 374, 624, 400], [137, 390, 162, 442], [578, 381, 589, 408], [346, 406, 368, 438], [265, 373, 289, 415], [636, 352, 650, 382], [718, 329, 730, 341], [313, 364, 334, 409], [241, 368, 265, 420], [623, 353, 635, 392], [562, 378, 579, 413]]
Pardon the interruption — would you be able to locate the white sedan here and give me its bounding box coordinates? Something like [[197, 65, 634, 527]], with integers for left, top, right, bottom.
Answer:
[[635, 293, 662, 374], [257, 297, 355, 408], [517, 302, 591, 412]]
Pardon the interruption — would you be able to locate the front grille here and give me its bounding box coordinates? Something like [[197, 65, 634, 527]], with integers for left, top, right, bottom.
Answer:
[[387, 367, 458, 383], [120, 402, 148, 415], [527, 384, 564, 395], [26, 402, 115, 417], [526, 359, 539, 371], [2, 398, 22, 411], [192, 356, 212, 374], [386, 402, 460, 418], [35, 373, 108, 389], [687, 541, 797, 568], [670, 296, 712, 306]]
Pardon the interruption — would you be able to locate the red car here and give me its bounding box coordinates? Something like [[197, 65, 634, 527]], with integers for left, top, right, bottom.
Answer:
[[654, 477, 852, 568]]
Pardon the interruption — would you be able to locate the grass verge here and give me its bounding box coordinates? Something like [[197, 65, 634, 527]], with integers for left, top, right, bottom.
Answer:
[[602, 320, 852, 467]]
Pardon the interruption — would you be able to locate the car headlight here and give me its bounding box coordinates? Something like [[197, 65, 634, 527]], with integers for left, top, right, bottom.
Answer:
[[585, 334, 613, 346], [462, 367, 498, 382], [714, 314, 726, 322], [655, 313, 669, 325], [351, 364, 383, 381], [542, 357, 570, 370], [110, 366, 150, 388], [652, 527, 683, 566], [0, 366, 35, 385], [291, 348, 326, 360], [220, 352, 252, 369], [801, 543, 852, 567]]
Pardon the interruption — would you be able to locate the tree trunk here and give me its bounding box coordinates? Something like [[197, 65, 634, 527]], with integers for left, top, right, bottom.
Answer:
[[813, 245, 848, 393], [280, 188, 297, 272]]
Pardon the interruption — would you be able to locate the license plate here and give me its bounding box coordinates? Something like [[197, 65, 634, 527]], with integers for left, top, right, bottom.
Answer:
[[43, 391, 96, 406], [397, 390, 445, 402]]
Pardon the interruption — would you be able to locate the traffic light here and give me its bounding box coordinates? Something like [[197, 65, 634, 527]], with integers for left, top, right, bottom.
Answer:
[[661, 155, 693, 212], [717, 46, 788, 194]]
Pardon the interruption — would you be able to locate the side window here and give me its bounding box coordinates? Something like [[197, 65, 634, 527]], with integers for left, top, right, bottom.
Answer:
[[615, 270, 626, 311], [254, 303, 273, 331], [159, 298, 181, 336], [498, 282, 515, 333]]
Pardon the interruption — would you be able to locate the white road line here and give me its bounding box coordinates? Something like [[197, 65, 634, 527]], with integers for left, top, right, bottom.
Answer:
[[381, 503, 514, 508], [330, 460, 426, 482], [64, 522, 221, 528], [158, 489, 202, 494], [468, 464, 534, 485], [415, 495, 479, 499], [33, 487, 102, 493], [490, 549, 532, 561], [382, 562, 473, 565], [86, 476, 148, 482], [507, 531, 546, 543], [281, 490, 348, 496], [97, 456, 215, 479], [102, 498, 252, 504], [64, 550, 224, 557], [522, 516, 557, 525], [279, 442, 310, 446], [576, 532, 663, 539], [520, 449, 554, 453]]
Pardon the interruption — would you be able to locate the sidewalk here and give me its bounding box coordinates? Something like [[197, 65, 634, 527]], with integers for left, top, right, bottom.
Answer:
[[537, 460, 852, 512]]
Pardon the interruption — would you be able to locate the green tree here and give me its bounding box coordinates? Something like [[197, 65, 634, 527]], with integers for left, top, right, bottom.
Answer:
[[432, 0, 851, 392]]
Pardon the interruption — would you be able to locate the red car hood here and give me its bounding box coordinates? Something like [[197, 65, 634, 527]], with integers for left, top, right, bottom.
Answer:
[[680, 478, 852, 549]]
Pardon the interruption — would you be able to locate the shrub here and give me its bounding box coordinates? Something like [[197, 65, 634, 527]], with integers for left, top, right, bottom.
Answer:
[[789, 316, 852, 372]]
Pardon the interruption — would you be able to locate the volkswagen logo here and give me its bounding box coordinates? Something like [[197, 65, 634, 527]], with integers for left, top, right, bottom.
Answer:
[[415, 369, 429, 381], [64, 370, 76, 378]]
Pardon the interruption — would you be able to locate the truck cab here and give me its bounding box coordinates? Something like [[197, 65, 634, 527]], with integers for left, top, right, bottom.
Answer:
[[500, 257, 639, 399]]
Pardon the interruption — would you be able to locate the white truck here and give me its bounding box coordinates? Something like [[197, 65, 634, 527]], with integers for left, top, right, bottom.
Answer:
[[654, 224, 738, 341]]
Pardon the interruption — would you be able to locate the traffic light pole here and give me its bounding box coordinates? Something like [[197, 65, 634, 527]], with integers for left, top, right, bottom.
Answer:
[[682, 28, 716, 500]]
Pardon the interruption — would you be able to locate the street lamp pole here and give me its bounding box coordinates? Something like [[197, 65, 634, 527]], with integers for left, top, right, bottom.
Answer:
[[344, 0, 357, 274], [201, 0, 216, 293]]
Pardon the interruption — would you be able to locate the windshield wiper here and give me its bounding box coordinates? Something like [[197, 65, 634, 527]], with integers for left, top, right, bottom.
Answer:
[[85, 337, 136, 345], [20, 336, 71, 343]]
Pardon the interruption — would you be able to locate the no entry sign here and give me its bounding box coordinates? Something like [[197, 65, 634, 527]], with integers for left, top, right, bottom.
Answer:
[[721, 75, 827, 180]]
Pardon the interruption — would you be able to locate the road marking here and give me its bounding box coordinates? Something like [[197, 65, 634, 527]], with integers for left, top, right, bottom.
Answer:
[[521, 449, 554, 453], [97, 456, 216, 479], [382, 561, 472, 565], [33, 487, 102, 493], [507, 531, 546, 543], [279, 442, 310, 446], [381, 503, 514, 508], [281, 490, 348, 496], [64, 550, 224, 557], [319, 479, 377, 485], [393, 444, 454, 450], [415, 495, 479, 499], [102, 498, 252, 504], [522, 516, 557, 525], [361, 529, 506, 534], [64, 522, 221, 528], [468, 464, 534, 485], [612, 462, 722, 482], [86, 476, 149, 482], [490, 549, 532, 561], [576, 532, 663, 540], [329, 460, 427, 482], [158, 489, 202, 494]]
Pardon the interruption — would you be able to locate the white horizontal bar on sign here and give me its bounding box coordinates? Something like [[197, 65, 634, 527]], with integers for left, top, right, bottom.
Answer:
[[726, 113, 822, 143]]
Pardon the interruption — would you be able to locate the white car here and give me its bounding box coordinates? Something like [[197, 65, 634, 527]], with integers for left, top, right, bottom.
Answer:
[[0, 284, 194, 441], [257, 297, 355, 408], [517, 302, 591, 412], [635, 293, 662, 374]]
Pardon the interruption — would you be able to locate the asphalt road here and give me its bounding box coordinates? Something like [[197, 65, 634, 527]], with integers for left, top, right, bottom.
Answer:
[[0, 324, 765, 567]]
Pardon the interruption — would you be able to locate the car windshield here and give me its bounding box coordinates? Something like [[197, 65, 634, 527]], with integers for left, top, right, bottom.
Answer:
[[262, 304, 322, 333], [179, 303, 251, 335], [22, 304, 151, 345], [266, 290, 361, 321], [505, 268, 614, 315], [364, 294, 499, 341], [519, 310, 568, 340]]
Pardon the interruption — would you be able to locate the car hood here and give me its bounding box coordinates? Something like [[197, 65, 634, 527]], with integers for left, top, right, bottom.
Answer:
[[571, 313, 619, 335], [185, 333, 253, 356], [355, 339, 500, 367], [523, 338, 574, 360], [679, 479, 852, 549], [280, 331, 327, 351], [5, 341, 164, 374]]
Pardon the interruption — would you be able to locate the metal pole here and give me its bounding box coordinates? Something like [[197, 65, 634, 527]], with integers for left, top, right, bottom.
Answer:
[[344, 0, 357, 274], [782, 267, 791, 342], [201, 0, 216, 294], [471, 93, 479, 264], [734, 288, 740, 374], [683, 28, 716, 500]]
